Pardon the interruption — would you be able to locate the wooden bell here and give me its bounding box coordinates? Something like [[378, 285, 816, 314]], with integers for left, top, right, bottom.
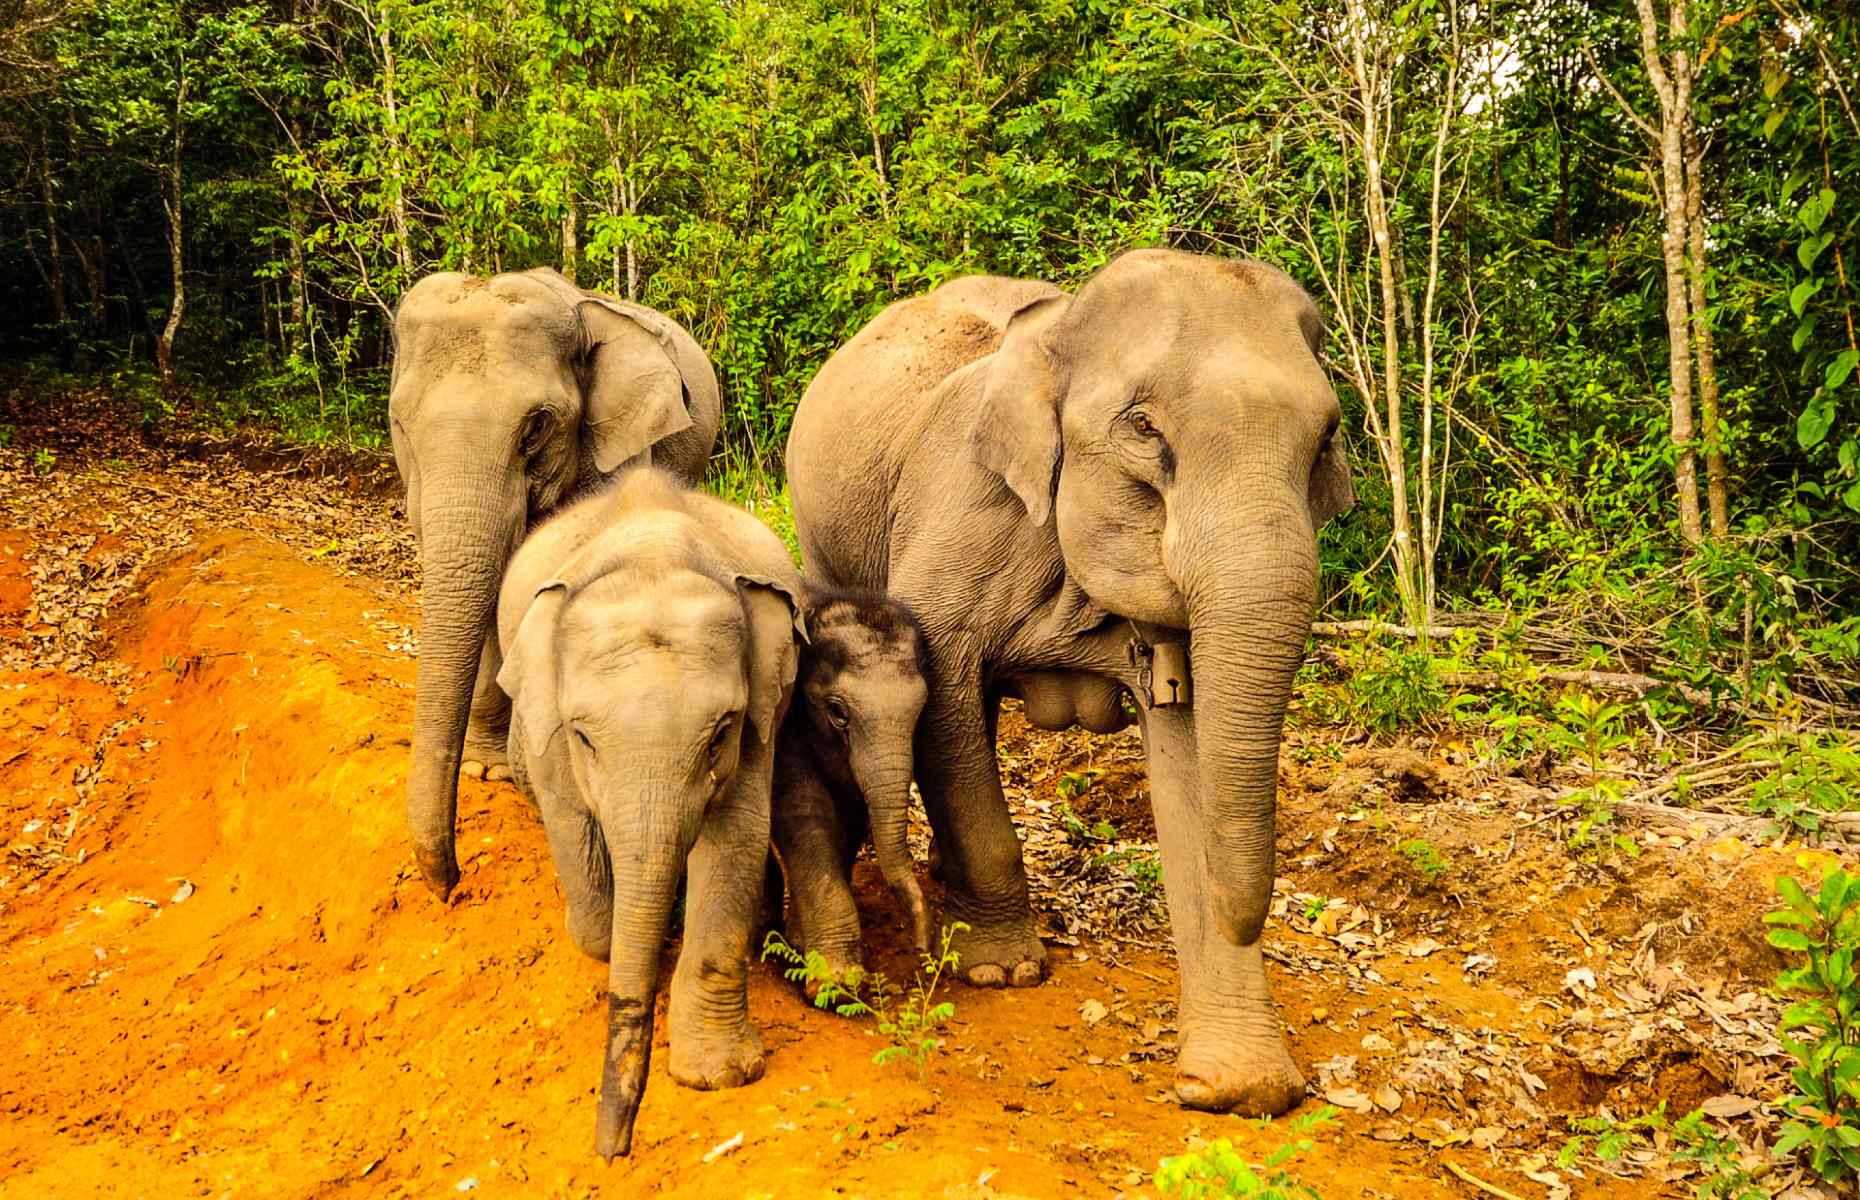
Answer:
[[1151, 641, 1191, 707]]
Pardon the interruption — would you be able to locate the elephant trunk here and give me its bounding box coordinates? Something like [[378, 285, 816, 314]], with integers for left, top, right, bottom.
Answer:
[[1174, 494, 1318, 950], [596, 788, 698, 1160], [851, 740, 929, 953], [406, 468, 524, 898]]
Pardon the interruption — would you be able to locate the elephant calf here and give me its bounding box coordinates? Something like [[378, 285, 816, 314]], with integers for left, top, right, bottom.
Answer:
[[495, 467, 805, 1160], [773, 585, 931, 978]]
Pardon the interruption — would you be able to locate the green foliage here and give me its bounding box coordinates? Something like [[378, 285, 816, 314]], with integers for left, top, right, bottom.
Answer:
[[761, 922, 967, 1081], [1397, 838, 1449, 885], [1547, 692, 1632, 784], [1767, 865, 1860, 1181], [1746, 731, 1860, 838], [1556, 1103, 1666, 1169], [1671, 1109, 1766, 1200], [1153, 1107, 1338, 1200], [1303, 640, 1466, 735], [706, 451, 798, 563]]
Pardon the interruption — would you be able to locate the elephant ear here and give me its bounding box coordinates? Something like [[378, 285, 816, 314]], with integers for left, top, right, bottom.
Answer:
[[1294, 303, 1356, 528], [735, 573, 808, 746], [1309, 429, 1356, 528], [577, 298, 699, 474], [969, 294, 1072, 526], [497, 580, 570, 759]]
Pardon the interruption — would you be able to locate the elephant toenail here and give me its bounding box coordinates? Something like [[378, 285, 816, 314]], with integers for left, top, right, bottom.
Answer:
[[966, 964, 1006, 988]]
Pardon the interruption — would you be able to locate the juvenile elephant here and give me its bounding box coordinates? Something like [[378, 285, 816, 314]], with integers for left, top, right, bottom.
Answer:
[[389, 267, 720, 900], [773, 585, 931, 974], [786, 250, 1354, 1117], [494, 467, 803, 1159]]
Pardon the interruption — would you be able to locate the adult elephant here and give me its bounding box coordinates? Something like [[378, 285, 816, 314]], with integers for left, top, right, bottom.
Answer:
[[390, 267, 720, 900], [785, 250, 1353, 1116]]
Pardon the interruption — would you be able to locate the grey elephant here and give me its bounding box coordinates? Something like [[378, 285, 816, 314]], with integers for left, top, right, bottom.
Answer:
[[389, 267, 721, 899], [494, 466, 804, 1159], [772, 584, 931, 977], [785, 250, 1354, 1117]]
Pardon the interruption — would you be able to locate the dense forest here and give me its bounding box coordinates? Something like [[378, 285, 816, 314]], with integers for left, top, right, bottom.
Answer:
[[0, 0, 1856, 698]]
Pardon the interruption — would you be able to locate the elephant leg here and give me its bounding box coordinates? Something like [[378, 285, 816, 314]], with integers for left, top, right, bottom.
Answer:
[[461, 632, 513, 782], [519, 723, 613, 960], [668, 739, 771, 1092], [771, 750, 864, 983], [1139, 704, 1305, 1115], [915, 667, 1044, 989]]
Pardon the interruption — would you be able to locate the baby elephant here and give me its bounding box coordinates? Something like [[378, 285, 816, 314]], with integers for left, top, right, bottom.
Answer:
[[773, 585, 931, 976], [495, 467, 805, 1160]]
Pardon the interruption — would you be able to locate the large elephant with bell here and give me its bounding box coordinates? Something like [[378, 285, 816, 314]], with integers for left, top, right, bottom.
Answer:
[[389, 267, 720, 898], [785, 249, 1354, 1115]]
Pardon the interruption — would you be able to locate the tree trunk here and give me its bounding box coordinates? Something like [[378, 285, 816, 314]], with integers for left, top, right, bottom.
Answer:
[[378, 3, 413, 278], [561, 195, 578, 285], [1684, 123, 1729, 537], [1346, 0, 1422, 629], [1633, 0, 1704, 546], [284, 186, 306, 355], [157, 75, 189, 401], [35, 127, 68, 332]]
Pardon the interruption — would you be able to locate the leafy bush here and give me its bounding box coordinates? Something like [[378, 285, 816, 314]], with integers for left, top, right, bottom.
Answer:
[[1747, 732, 1860, 838], [1153, 1107, 1338, 1199], [1671, 1109, 1766, 1200], [1398, 838, 1450, 884], [1767, 865, 1860, 1181], [1556, 1103, 1665, 1168], [762, 922, 968, 1081]]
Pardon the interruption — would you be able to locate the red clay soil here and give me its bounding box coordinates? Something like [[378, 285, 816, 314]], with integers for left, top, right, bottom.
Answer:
[[0, 504, 1824, 1198]]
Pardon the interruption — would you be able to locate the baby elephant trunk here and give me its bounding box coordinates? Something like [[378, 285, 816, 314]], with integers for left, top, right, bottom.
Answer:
[[854, 745, 930, 953], [596, 846, 683, 1160]]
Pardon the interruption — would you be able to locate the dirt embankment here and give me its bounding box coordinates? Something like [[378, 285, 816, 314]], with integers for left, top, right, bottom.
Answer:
[[0, 430, 1838, 1199]]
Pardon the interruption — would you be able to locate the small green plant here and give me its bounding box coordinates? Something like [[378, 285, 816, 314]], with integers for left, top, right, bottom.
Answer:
[[1056, 787, 1114, 844], [0, 422, 15, 447], [1747, 732, 1860, 838], [1094, 846, 1163, 893], [1548, 691, 1631, 783], [1154, 1106, 1338, 1199], [1398, 838, 1450, 884], [1671, 1109, 1765, 1200], [1556, 1104, 1665, 1169], [1767, 865, 1860, 1182], [1300, 894, 1331, 922], [32, 446, 56, 473], [1056, 768, 1104, 802], [1564, 777, 1639, 862], [1343, 642, 1452, 734], [762, 922, 968, 1081]]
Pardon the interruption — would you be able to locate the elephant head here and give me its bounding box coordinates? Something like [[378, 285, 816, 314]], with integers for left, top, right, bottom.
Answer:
[[796, 586, 932, 951], [968, 249, 1354, 953], [495, 526, 804, 1159], [389, 267, 720, 898]]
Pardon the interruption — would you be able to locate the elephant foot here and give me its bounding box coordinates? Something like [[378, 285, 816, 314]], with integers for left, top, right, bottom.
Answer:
[[1173, 1024, 1306, 1116], [668, 1022, 766, 1091], [461, 732, 512, 783], [795, 946, 865, 1007], [946, 916, 1045, 989]]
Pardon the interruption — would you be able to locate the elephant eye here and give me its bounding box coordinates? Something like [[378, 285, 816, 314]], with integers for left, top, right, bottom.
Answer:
[[1129, 411, 1161, 439], [519, 408, 555, 455], [706, 719, 733, 760], [573, 726, 595, 753], [824, 698, 851, 730]]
